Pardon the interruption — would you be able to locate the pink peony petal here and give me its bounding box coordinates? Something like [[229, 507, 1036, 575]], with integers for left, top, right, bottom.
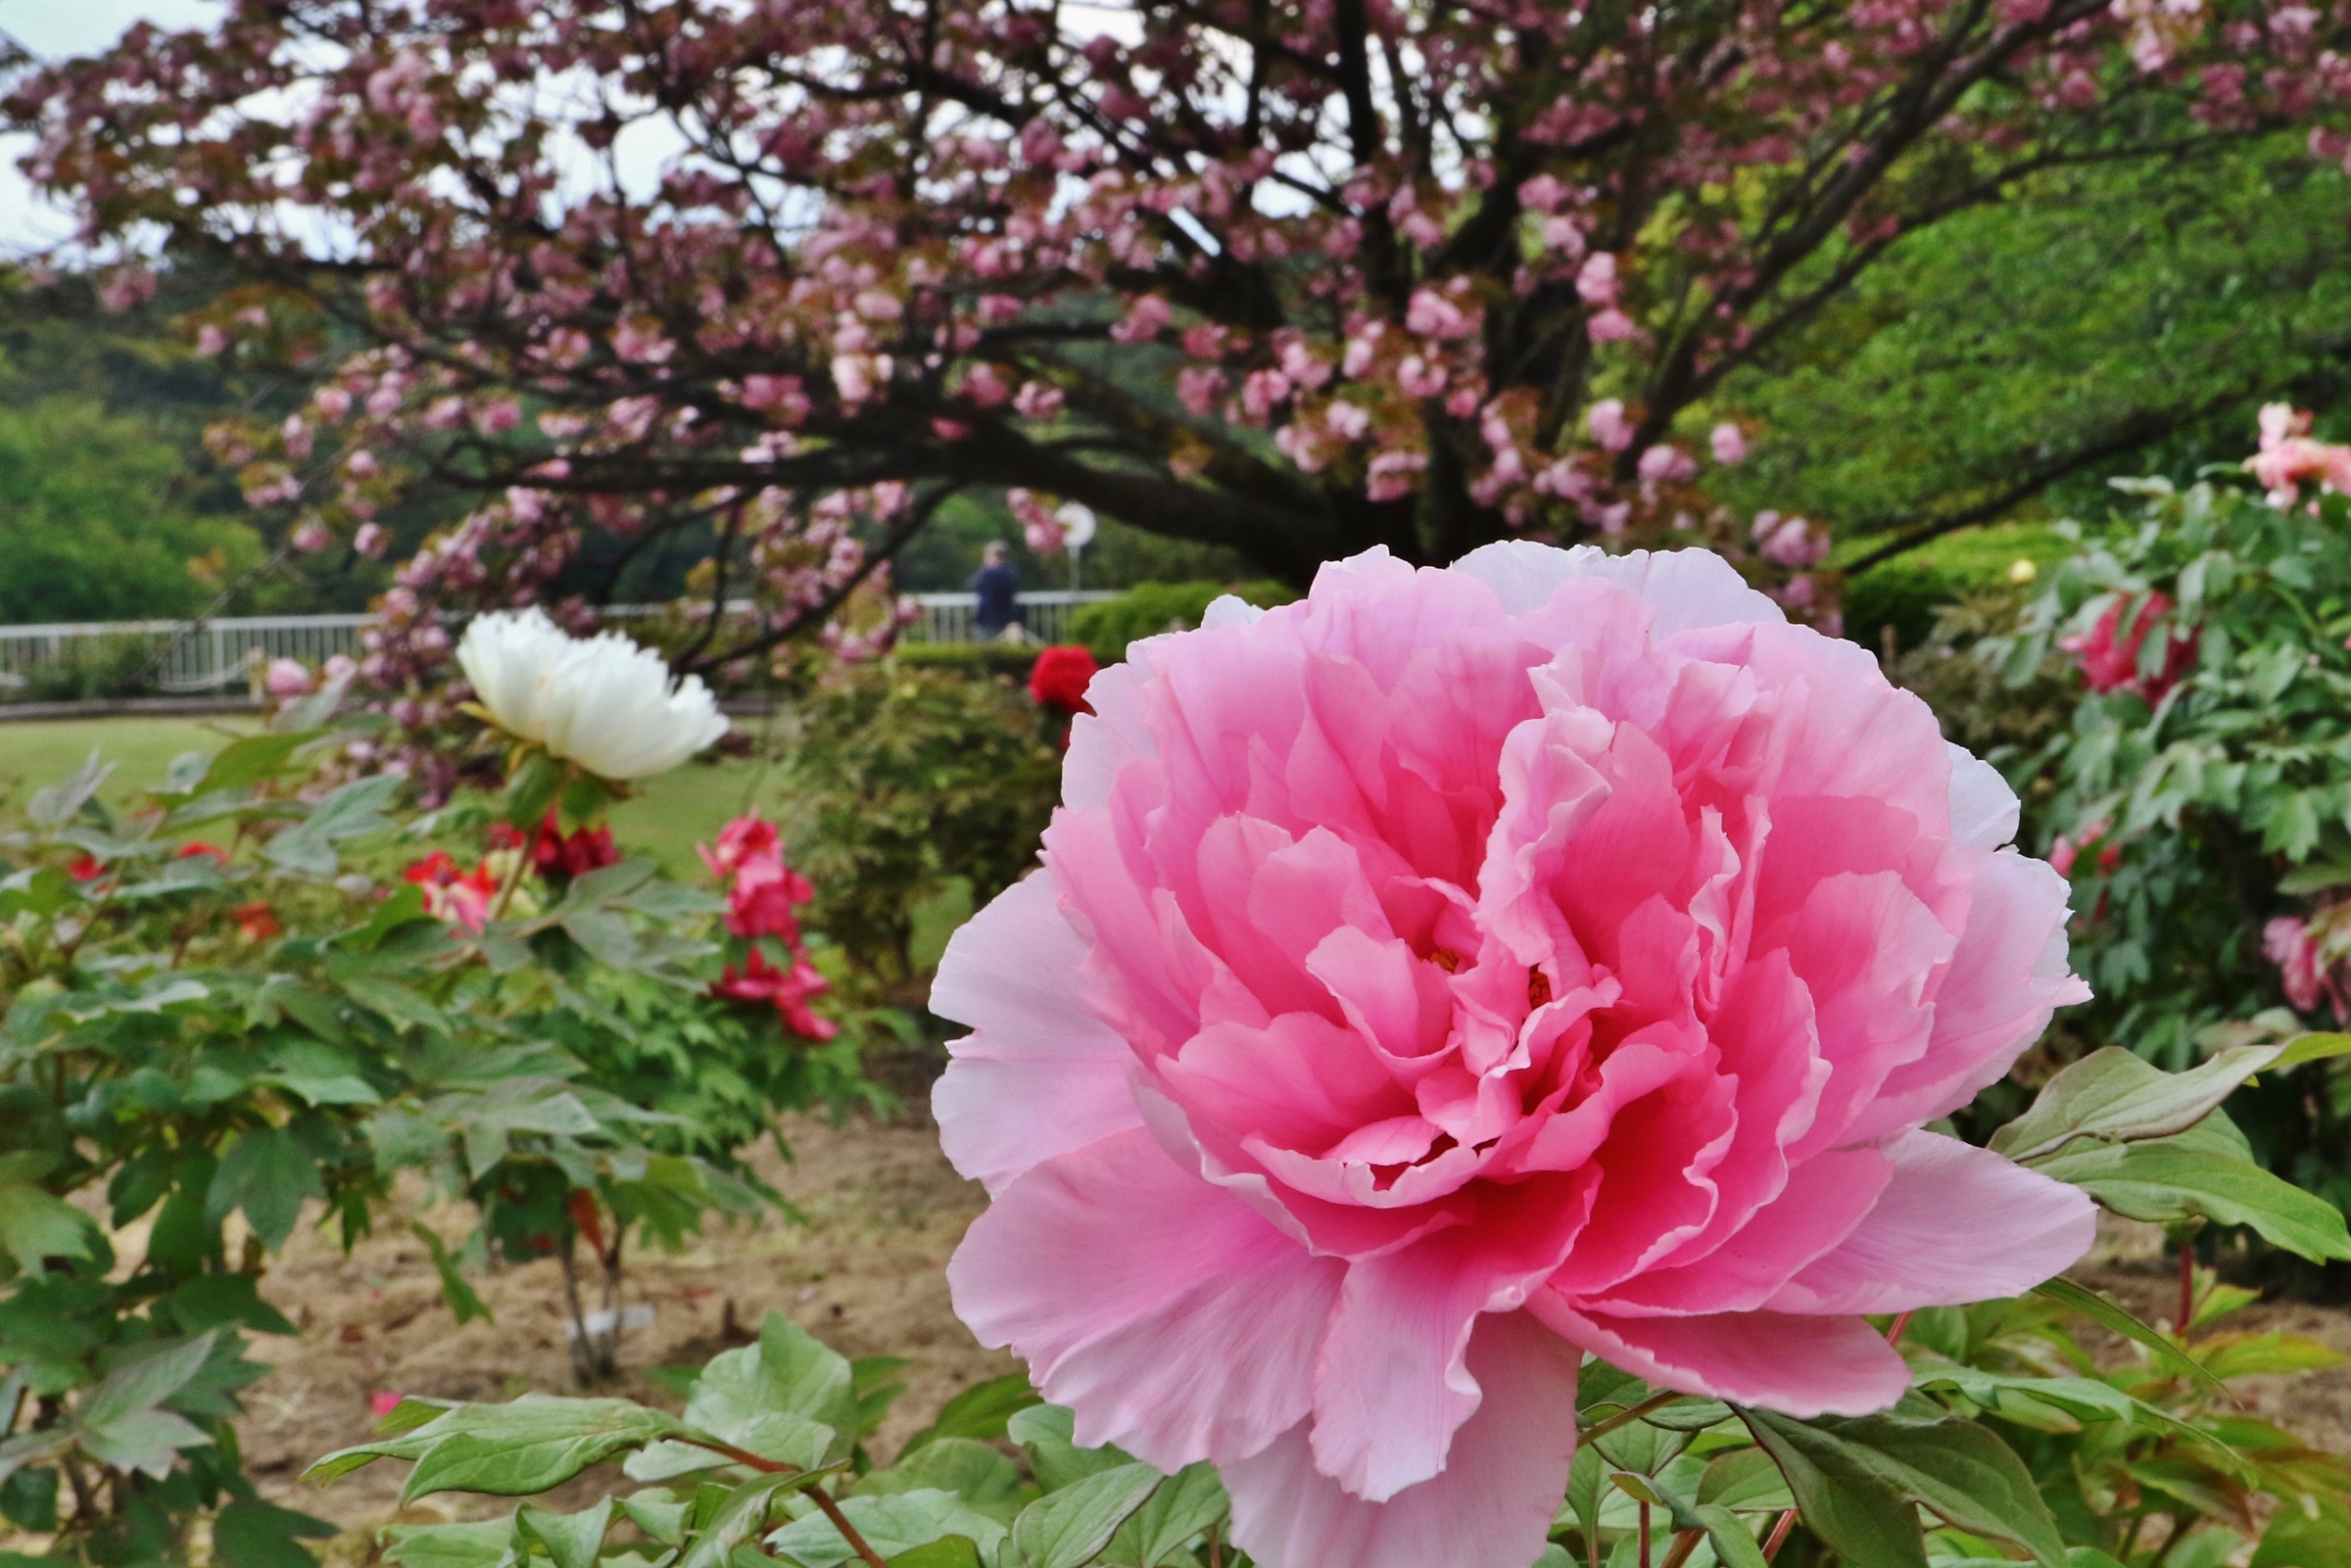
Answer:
[[1946, 745, 2022, 849], [1224, 1311, 1583, 1568], [1306, 1176, 1594, 1498], [1766, 1130, 2097, 1316], [1843, 848, 2089, 1141], [1588, 1145, 1890, 1317], [1533, 1295, 1911, 1417], [1452, 541, 1785, 633], [1765, 870, 1955, 1162], [947, 1126, 1342, 1469], [930, 874, 1141, 1195]]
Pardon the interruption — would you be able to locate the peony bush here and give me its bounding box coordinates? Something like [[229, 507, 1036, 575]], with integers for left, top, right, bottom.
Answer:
[[1984, 408, 2351, 1230], [0, 621, 879, 1560], [297, 544, 2351, 1568]]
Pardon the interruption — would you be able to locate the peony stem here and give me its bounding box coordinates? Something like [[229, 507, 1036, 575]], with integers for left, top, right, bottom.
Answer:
[[1581, 1390, 1680, 1443], [800, 1485, 889, 1568], [1658, 1528, 1703, 1568], [1207, 1523, 1221, 1568], [488, 833, 533, 922], [1639, 1499, 1652, 1568], [1886, 1309, 1914, 1347], [2178, 1245, 2195, 1340], [665, 1437, 884, 1568], [1762, 1509, 1797, 1562]]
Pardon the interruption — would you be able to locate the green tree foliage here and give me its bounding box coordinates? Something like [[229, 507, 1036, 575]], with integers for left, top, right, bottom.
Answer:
[[0, 395, 260, 622], [1719, 135, 2351, 563]]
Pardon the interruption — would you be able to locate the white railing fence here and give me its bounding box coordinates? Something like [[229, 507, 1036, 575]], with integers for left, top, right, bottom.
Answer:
[[0, 593, 1119, 695]]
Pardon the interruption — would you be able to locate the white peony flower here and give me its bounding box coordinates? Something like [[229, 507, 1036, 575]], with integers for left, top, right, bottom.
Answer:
[[456, 607, 730, 781]]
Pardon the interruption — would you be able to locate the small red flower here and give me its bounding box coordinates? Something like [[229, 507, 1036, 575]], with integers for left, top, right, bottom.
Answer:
[[710, 946, 837, 1039], [175, 841, 228, 865], [66, 854, 104, 881], [234, 901, 281, 941], [1029, 644, 1100, 717]]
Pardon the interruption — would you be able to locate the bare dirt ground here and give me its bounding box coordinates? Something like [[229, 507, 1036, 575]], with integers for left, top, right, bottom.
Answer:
[[240, 1110, 1019, 1538]]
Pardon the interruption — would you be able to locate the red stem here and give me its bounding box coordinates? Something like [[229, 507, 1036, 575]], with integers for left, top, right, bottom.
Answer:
[[2178, 1244, 2195, 1340], [674, 1439, 886, 1568], [1640, 1499, 1653, 1568], [800, 1485, 889, 1568], [1886, 1309, 1914, 1347], [1659, 1528, 1704, 1568], [1763, 1509, 1798, 1562]]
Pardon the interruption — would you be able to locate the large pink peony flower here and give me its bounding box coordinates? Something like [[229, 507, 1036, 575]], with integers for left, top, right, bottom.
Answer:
[[935, 546, 2094, 1568]]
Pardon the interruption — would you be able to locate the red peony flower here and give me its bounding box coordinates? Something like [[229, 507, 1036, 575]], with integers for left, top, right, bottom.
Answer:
[[528, 809, 621, 880], [2059, 592, 2198, 702], [66, 854, 104, 881], [175, 841, 228, 865], [1029, 644, 1100, 717], [233, 901, 281, 941], [710, 945, 837, 1039]]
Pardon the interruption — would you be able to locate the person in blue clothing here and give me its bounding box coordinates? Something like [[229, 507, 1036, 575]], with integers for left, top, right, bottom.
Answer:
[[969, 540, 1025, 641]]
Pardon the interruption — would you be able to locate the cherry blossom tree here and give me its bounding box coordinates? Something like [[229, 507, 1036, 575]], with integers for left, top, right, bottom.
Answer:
[[8, 0, 2346, 686]]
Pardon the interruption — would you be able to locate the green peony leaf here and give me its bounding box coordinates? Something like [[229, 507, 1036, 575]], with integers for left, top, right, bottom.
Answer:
[[1004, 1463, 1162, 1568]]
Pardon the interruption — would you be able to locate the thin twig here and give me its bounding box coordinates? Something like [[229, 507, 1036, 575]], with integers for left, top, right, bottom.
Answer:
[[1581, 1390, 1681, 1444]]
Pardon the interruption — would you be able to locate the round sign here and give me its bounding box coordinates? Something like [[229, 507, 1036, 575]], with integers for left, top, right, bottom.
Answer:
[[1054, 501, 1097, 549]]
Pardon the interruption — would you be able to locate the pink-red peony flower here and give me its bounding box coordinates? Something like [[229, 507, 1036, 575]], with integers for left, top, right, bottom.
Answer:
[[1030, 644, 1100, 717], [404, 850, 498, 932], [2266, 915, 2346, 1021], [726, 853, 816, 946], [2059, 592, 2197, 702], [697, 810, 782, 879], [934, 545, 2093, 1568], [234, 901, 282, 942], [711, 945, 837, 1039]]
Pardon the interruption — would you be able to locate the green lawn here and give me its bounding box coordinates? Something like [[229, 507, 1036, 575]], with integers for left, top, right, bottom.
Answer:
[[0, 714, 769, 877]]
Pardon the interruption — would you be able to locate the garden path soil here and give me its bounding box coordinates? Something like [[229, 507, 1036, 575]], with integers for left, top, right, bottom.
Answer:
[[227, 1116, 2351, 1549], [236, 1110, 1019, 1541]]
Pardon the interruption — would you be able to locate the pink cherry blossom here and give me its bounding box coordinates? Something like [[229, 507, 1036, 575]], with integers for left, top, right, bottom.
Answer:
[[1710, 422, 1748, 465], [937, 544, 2092, 1568], [1637, 444, 1696, 483], [263, 658, 312, 697], [1586, 399, 1633, 452]]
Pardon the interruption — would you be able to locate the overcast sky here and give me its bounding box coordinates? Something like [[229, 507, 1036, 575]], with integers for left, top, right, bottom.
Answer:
[[1, 1, 218, 253]]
